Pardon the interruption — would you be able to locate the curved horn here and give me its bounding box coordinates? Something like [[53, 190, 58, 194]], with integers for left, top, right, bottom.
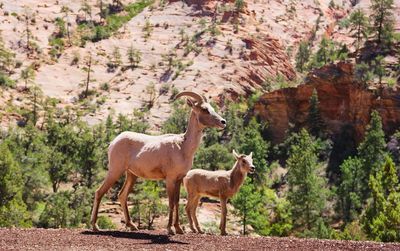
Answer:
[[174, 91, 204, 103]]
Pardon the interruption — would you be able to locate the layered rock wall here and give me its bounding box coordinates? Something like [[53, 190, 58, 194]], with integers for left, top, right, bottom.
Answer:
[[254, 62, 400, 143]]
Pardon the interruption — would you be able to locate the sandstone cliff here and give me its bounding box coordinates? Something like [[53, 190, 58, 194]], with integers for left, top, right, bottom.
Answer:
[[254, 62, 400, 143]]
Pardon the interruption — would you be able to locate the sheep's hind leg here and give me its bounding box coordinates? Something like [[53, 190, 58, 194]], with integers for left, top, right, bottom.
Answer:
[[91, 168, 124, 231], [191, 196, 203, 234], [118, 171, 138, 231], [219, 198, 228, 236]]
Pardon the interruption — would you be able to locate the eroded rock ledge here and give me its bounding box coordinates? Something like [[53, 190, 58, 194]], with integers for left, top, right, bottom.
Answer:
[[254, 62, 400, 143]]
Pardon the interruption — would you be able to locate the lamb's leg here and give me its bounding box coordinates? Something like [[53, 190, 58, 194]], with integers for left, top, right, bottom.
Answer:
[[91, 168, 124, 231], [166, 179, 177, 235], [118, 171, 138, 231], [173, 178, 184, 234], [185, 193, 196, 233], [192, 196, 203, 234], [219, 198, 228, 236]]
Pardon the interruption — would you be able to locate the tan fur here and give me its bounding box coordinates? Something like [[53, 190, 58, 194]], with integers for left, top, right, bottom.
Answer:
[[183, 150, 255, 235], [90, 92, 226, 234]]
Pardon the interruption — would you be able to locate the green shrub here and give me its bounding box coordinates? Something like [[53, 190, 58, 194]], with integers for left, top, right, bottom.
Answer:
[[97, 215, 117, 230], [79, 0, 154, 43], [38, 188, 92, 228], [0, 72, 15, 87]]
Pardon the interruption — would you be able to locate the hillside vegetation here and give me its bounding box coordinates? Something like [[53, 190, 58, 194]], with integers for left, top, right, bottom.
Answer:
[[0, 0, 399, 244]]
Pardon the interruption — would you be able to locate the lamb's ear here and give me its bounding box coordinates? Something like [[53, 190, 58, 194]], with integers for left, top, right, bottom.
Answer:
[[232, 149, 240, 159], [186, 98, 195, 107], [249, 152, 253, 158]]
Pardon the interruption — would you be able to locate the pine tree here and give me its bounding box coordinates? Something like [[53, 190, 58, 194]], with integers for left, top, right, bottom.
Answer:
[[317, 36, 330, 65], [308, 36, 336, 69], [6, 125, 50, 211], [20, 65, 35, 89], [337, 157, 363, 223], [0, 141, 30, 227], [131, 181, 166, 229], [372, 55, 386, 85], [76, 125, 102, 188], [307, 89, 325, 138], [46, 120, 78, 192], [295, 41, 310, 73], [79, 0, 93, 23], [370, 0, 395, 45], [232, 118, 269, 184], [234, 0, 245, 12], [112, 46, 122, 68], [127, 45, 141, 69], [81, 53, 93, 98], [362, 156, 400, 242], [357, 110, 386, 199], [60, 6, 72, 45], [231, 178, 263, 235], [194, 144, 233, 171], [286, 129, 327, 231], [348, 9, 369, 51], [0, 31, 15, 74]]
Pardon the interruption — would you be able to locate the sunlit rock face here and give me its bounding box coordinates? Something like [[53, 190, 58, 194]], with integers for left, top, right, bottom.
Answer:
[[254, 62, 400, 143]]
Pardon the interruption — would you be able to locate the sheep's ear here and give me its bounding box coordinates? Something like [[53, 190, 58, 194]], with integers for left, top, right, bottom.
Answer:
[[186, 98, 195, 107], [232, 149, 240, 159], [249, 152, 253, 158]]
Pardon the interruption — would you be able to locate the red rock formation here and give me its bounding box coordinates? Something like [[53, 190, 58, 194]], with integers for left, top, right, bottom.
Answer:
[[254, 62, 400, 143], [237, 35, 296, 89]]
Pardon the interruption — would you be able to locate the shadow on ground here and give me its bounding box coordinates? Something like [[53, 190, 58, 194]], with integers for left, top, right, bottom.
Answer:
[[81, 230, 188, 245]]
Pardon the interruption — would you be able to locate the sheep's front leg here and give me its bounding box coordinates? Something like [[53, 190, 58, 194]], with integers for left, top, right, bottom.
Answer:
[[173, 178, 184, 234], [219, 197, 228, 236], [192, 196, 203, 234], [166, 179, 184, 235]]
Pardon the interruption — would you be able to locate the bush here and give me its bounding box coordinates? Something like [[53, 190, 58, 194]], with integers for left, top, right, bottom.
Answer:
[[0, 72, 15, 87], [0, 141, 31, 227], [194, 144, 233, 171], [97, 215, 117, 230], [79, 0, 154, 43], [49, 37, 65, 60], [100, 82, 110, 91], [38, 188, 92, 228], [161, 100, 189, 134], [339, 221, 367, 241]]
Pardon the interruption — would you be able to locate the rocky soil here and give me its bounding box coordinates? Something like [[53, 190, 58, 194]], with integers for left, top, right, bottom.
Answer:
[[99, 199, 244, 235], [1, 228, 400, 251]]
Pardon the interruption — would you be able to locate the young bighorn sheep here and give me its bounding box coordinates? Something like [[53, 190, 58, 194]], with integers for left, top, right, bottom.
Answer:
[[183, 150, 255, 235], [90, 91, 226, 234]]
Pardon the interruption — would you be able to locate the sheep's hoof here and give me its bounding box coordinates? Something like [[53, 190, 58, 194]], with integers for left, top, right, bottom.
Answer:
[[190, 228, 197, 233], [92, 224, 100, 232], [221, 232, 227, 236], [127, 222, 139, 231], [167, 227, 175, 235], [174, 226, 184, 234], [197, 229, 204, 234]]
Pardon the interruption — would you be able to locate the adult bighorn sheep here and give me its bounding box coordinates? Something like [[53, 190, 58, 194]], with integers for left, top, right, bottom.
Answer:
[[90, 91, 226, 234], [183, 150, 255, 235]]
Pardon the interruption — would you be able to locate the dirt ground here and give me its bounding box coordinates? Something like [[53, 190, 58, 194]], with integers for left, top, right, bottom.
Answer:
[[1, 228, 400, 251]]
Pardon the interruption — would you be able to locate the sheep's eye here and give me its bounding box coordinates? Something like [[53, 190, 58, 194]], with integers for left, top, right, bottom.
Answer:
[[203, 108, 210, 114]]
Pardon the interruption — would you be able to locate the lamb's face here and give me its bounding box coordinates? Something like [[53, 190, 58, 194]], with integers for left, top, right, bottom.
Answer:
[[233, 150, 255, 174], [190, 100, 226, 129]]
